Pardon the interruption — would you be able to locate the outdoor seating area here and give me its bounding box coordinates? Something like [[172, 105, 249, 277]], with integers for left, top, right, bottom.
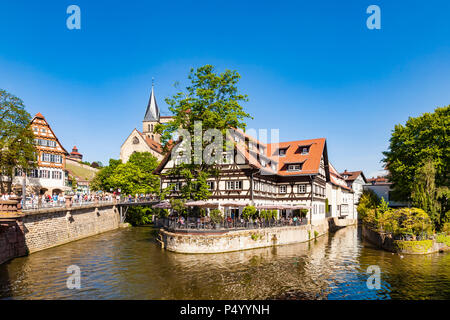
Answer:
[[152, 199, 310, 232], [155, 216, 308, 232]]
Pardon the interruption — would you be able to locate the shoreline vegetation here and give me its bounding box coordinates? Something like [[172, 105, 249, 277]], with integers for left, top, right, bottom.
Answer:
[[358, 189, 450, 254], [358, 106, 449, 255]]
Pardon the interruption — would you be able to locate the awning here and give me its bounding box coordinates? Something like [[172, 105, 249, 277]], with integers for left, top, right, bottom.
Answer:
[[255, 204, 311, 210], [289, 205, 312, 210], [256, 204, 286, 210], [185, 200, 220, 208], [221, 202, 249, 207]]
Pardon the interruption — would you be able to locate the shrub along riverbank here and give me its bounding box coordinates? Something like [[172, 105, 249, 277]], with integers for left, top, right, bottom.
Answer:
[[358, 190, 450, 254]]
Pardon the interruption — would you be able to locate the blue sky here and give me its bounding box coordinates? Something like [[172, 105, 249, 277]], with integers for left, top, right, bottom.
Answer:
[[0, 0, 449, 177]]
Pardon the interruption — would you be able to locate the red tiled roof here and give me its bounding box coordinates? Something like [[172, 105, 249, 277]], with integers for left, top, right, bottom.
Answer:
[[35, 112, 45, 119], [137, 131, 163, 154], [329, 164, 353, 191], [266, 138, 326, 176], [367, 176, 390, 184], [340, 170, 367, 183]]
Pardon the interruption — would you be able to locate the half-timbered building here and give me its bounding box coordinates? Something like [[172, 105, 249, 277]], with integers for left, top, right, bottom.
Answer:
[[154, 129, 344, 222], [12, 112, 69, 196]]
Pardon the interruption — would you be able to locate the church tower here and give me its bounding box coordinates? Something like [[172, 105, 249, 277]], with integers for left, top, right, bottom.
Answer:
[[142, 84, 161, 143]]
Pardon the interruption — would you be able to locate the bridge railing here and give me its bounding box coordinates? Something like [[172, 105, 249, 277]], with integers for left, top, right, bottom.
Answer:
[[22, 199, 116, 211], [21, 196, 160, 211]]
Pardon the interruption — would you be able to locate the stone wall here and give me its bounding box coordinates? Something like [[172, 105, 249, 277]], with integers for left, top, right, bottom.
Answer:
[[159, 218, 357, 254], [362, 225, 450, 254], [1, 203, 122, 264], [0, 218, 27, 265], [22, 205, 120, 253]]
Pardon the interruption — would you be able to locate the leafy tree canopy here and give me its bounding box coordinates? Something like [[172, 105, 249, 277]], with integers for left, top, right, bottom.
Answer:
[[0, 89, 37, 193], [156, 65, 252, 200], [382, 106, 449, 228], [91, 152, 159, 195]]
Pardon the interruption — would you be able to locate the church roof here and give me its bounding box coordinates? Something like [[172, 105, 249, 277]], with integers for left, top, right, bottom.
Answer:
[[143, 85, 160, 122]]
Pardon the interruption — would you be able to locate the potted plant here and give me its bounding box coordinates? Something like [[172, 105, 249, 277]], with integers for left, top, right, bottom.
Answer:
[[209, 209, 223, 229]]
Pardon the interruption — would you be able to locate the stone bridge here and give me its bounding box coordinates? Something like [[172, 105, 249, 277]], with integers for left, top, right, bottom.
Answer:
[[0, 198, 158, 265]]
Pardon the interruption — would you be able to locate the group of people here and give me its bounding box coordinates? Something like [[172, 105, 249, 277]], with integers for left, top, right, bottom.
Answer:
[[0, 192, 15, 201], [167, 214, 305, 229], [125, 193, 157, 203]]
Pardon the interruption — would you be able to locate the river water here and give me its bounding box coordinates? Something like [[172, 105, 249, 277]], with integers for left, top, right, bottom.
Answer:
[[0, 225, 449, 300]]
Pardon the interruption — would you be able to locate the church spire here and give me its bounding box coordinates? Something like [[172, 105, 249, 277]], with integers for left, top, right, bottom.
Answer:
[[143, 81, 160, 122]]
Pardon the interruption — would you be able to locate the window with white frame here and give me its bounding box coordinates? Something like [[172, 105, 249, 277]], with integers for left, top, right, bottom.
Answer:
[[52, 171, 62, 180], [41, 153, 62, 163], [207, 181, 215, 190], [279, 185, 287, 193], [297, 184, 306, 193], [288, 164, 302, 171], [39, 170, 50, 179], [171, 182, 182, 191], [226, 181, 242, 190]]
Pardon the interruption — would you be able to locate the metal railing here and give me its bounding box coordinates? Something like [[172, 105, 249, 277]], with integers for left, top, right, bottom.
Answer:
[[21, 199, 114, 210], [155, 216, 308, 232], [21, 196, 159, 211]]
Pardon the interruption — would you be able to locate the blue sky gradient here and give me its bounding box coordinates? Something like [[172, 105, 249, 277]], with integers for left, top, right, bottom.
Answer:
[[0, 0, 449, 177]]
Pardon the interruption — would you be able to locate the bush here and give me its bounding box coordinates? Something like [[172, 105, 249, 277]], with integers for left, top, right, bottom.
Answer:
[[442, 222, 450, 235], [357, 189, 380, 220], [242, 205, 256, 220], [300, 209, 308, 218], [271, 210, 278, 219], [126, 206, 153, 226], [365, 207, 434, 238], [170, 199, 186, 216], [209, 209, 223, 224]]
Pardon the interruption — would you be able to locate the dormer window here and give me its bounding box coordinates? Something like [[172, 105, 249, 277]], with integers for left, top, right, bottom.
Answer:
[[301, 147, 309, 155], [279, 148, 287, 156], [288, 163, 302, 171]]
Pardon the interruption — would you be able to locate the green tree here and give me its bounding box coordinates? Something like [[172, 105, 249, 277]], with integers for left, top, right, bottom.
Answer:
[[242, 205, 256, 220], [0, 89, 37, 193], [156, 65, 252, 200], [91, 152, 159, 195], [90, 158, 122, 192], [71, 176, 78, 192], [357, 189, 380, 221], [411, 159, 441, 226], [382, 106, 449, 228]]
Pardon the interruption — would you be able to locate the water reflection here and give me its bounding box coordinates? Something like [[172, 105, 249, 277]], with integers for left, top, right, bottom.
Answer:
[[0, 225, 449, 299]]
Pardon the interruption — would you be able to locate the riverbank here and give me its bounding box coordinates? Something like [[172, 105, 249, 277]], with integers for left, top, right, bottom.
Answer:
[[362, 225, 450, 254], [158, 217, 356, 253], [2, 225, 450, 299], [0, 202, 123, 265]]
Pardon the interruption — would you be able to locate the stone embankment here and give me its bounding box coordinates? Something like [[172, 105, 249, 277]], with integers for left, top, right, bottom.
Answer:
[[362, 225, 450, 254], [158, 217, 357, 254], [0, 198, 124, 265]]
